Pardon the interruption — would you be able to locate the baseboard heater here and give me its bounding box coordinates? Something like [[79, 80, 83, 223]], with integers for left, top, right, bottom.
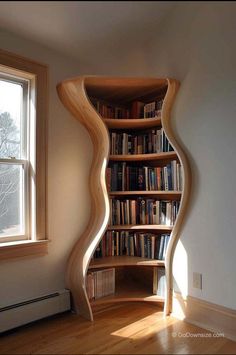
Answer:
[[0, 289, 71, 333]]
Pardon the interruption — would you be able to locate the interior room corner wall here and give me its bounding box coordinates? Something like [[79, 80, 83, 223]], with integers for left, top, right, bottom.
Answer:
[[145, 2, 236, 310]]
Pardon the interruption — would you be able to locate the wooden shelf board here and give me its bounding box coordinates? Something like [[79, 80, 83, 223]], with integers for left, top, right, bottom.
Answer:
[[90, 282, 164, 306], [89, 256, 165, 269], [109, 191, 182, 198], [109, 152, 177, 161], [103, 117, 161, 129], [107, 224, 173, 231]]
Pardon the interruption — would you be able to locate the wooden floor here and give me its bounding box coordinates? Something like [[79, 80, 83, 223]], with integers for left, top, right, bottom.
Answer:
[[0, 303, 236, 354]]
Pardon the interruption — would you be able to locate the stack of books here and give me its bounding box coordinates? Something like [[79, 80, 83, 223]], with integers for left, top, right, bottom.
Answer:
[[130, 99, 163, 118], [153, 268, 166, 297], [86, 268, 115, 300]]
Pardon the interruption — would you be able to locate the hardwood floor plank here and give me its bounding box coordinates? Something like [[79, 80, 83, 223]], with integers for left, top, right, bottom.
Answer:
[[0, 303, 235, 354]]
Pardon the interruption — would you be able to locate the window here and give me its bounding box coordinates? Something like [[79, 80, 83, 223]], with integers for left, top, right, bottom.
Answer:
[[0, 49, 48, 259], [0, 69, 33, 242]]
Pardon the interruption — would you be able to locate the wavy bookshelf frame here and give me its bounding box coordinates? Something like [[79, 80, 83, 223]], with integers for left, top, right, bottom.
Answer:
[[57, 76, 191, 321]]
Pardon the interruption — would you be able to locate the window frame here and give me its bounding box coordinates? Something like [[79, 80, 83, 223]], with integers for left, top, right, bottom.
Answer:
[[0, 49, 48, 260]]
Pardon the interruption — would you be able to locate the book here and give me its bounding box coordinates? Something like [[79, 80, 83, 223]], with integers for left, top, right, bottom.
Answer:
[[86, 268, 115, 300], [93, 232, 171, 260], [131, 101, 144, 118], [153, 268, 166, 297]]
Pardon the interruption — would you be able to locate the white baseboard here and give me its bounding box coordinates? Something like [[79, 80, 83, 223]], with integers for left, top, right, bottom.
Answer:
[[172, 292, 236, 341], [0, 289, 71, 333]]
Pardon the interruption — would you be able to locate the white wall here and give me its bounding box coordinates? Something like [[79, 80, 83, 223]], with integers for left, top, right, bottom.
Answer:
[[1, 1, 236, 312], [145, 2, 236, 310], [0, 30, 94, 307]]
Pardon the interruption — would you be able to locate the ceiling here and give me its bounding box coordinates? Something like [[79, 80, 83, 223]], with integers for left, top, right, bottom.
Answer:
[[0, 1, 176, 60]]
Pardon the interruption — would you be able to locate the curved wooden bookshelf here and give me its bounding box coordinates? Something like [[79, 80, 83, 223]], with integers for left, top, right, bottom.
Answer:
[[56, 76, 191, 321]]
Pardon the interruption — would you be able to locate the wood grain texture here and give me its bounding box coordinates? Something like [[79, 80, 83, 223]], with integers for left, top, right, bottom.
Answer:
[[0, 303, 235, 354], [0, 240, 48, 261]]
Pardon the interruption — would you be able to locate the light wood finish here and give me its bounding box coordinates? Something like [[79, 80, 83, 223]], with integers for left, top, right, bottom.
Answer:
[[0, 303, 235, 354], [109, 191, 182, 199], [89, 256, 165, 269], [0, 49, 48, 257], [57, 76, 190, 321], [162, 79, 191, 316], [103, 117, 161, 129], [0, 240, 48, 261], [109, 151, 177, 161], [85, 77, 167, 103], [107, 224, 173, 231], [173, 292, 236, 342], [91, 282, 165, 305], [57, 77, 110, 321]]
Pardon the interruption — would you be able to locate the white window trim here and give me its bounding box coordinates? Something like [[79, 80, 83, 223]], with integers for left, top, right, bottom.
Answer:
[[0, 49, 48, 260]]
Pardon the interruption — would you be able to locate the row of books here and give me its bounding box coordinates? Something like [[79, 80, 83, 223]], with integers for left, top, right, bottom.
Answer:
[[90, 98, 164, 119], [93, 232, 170, 260], [110, 128, 173, 155], [107, 161, 183, 192], [86, 268, 115, 301], [109, 199, 180, 226], [91, 98, 130, 119], [131, 99, 164, 119], [153, 268, 166, 297]]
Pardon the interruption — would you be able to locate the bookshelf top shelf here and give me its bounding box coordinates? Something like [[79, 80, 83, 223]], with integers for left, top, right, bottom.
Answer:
[[103, 117, 162, 129], [85, 77, 167, 103], [89, 256, 165, 269]]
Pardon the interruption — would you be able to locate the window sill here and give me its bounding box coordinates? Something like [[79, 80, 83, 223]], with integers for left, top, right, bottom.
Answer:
[[0, 240, 49, 261]]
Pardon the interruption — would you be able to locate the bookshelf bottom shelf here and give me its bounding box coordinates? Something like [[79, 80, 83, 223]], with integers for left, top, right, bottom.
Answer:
[[90, 282, 165, 306]]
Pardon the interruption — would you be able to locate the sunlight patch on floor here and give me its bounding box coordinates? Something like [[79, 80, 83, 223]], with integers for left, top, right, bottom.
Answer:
[[111, 312, 176, 340]]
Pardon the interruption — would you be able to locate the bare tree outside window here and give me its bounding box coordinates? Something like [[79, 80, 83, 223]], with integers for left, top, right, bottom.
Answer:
[[0, 79, 24, 238], [0, 111, 20, 158], [0, 53, 47, 250]]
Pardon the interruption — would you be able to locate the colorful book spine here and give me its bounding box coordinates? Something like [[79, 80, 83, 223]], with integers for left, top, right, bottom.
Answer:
[[108, 161, 182, 192], [92, 232, 171, 261]]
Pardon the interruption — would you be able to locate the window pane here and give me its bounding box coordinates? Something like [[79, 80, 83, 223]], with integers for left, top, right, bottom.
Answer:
[[0, 79, 22, 159], [0, 164, 24, 238]]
